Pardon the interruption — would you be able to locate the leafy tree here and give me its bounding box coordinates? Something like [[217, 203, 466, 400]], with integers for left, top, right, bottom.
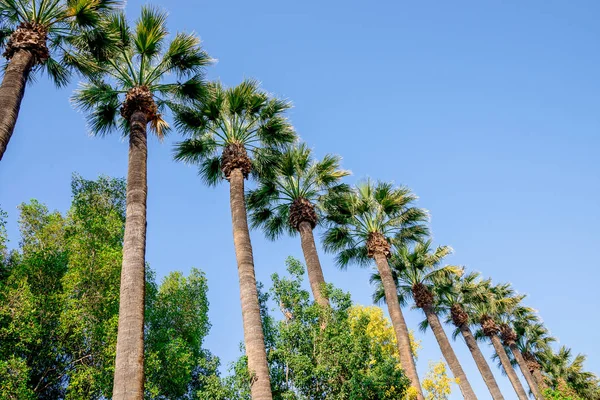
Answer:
[[371, 241, 476, 399], [247, 143, 349, 307], [72, 7, 211, 398], [0, 175, 224, 399], [173, 79, 296, 400], [322, 179, 428, 398], [422, 360, 459, 400], [0, 0, 120, 161], [225, 257, 411, 399], [515, 321, 555, 392], [145, 269, 211, 399]]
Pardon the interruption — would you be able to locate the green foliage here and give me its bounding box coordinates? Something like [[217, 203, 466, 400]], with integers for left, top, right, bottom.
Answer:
[[322, 179, 429, 269], [0, 175, 223, 399], [72, 6, 212, 137], [226, 257, 410, 399], [173, 79, 296, 185], [0, 0, 121, 87], [145, 269, 212, 399], [247, 143, 350, 239]]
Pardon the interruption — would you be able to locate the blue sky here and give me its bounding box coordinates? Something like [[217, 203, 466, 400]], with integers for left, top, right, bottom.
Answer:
[[1, 0, 599, 398]]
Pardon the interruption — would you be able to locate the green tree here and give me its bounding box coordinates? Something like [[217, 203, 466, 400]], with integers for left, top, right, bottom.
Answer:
[[173, 79, 296, 400], [322, 179, 428, 399], [247, 143, 350, 307], [72, 8, 211, 398], [0, 0, 120, 161], [0, 200, 67, 398], [59, 174, 125, 398], [371, 241, 477, 399], [145, 269, 211, 399], [227, 256, 410, 399]]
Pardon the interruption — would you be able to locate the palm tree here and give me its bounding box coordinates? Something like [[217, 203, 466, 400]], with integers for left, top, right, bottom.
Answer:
[[0, 0, 119, 161], [72, 8, 211, 399], [540, 346, 600, 399], [516, 321, 555, 391], [371, 241, 477, 400], [173, 79, 296, 400], [322, 179, 429, 399], [247, 143, 349, 307], [471, 282, 529, 400], [437, 272, 505, 400], [498, 305, 545, 399]]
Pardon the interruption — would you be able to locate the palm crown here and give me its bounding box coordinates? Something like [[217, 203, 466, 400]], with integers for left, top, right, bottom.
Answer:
[[0, 0, 121, 86], [370, 240, 462, 309], [246, 143, 350, 240], [72, 6, 211, 136], [322, 179, 429, 268], [172, 79, 296, 184]]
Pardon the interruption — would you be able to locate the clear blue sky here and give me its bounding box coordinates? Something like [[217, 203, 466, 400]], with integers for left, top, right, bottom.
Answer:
[[1, 0, 599, 398]]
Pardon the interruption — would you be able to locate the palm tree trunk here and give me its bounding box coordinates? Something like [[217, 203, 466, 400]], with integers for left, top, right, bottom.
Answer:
[[298, 221, 329, 308], [532, 367, 546, 391], [459, 324, 505, 400], [373, 252, 424, 399], [510, 343, 544, 399], [0, 50, 34, 161], [229, 168, 272, 400], [423, 307, 477, 399], [490, 335, 528, 400], [112, 110, 148, 400]]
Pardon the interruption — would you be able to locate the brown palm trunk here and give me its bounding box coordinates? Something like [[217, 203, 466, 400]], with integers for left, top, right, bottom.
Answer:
[[423, 307, 477, 399], [112, 111, 148, 400], [510, 343, 544, 399], [532, 367, 546, 391], [373, 252, 424, 399], [490, 335, 528, 400], [0, 50, 34, 161], [298, 221, 329, 308], [229, 168, 272, 400], [458, 324, 504, 399]]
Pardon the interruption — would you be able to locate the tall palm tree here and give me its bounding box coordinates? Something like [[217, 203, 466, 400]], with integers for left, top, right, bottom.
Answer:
[[72, 7, 211, 399], [247, 143, 349, 307], [498, 305, 545, 399], [471, 282, 529, 400], [173, 79, 296, 400], [516, 321, 555, 391], [322, 179, 429, 399], [371, 241, 477, 400], [0, 0, 120, 161], [540, 346, 600, 399], [437, 272, 505, 400]]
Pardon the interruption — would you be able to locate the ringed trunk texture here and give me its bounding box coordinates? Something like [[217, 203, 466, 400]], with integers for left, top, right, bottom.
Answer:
[[510, 343, 544, 399], [112, 111, 149, 400], [297, 221, 329, 308], [490, 335, 528, 400], [458, 324, 504, 400], [373, 252, 424, 399], [229, 168, 272, 400], [423, 307, 477, 399], [0, 50, 34, 161]]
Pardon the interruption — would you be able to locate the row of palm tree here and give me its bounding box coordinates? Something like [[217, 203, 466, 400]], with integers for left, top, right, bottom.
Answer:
[[0, 3, 597, 400]]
